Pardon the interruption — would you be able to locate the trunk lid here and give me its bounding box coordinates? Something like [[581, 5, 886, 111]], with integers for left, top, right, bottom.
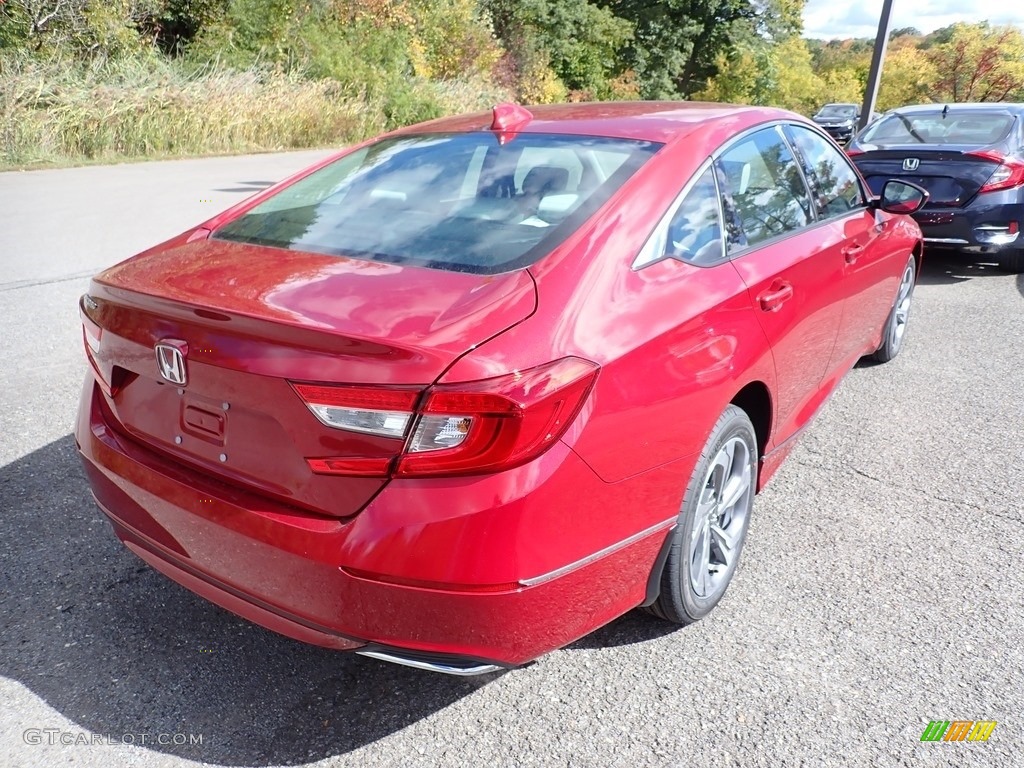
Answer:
[[84, 239, 536, 517], [852, 145, 1001, 208]]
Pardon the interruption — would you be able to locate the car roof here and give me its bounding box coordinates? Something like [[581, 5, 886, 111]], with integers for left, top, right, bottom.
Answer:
[[888, 103, 1024, 115], [821, 103, 858, 108], [391, 101, 800, 144]]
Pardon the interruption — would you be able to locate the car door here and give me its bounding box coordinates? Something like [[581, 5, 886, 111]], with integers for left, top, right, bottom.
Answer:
[[785, 123, 892, 366], [782, 122, 888, 366], [718, 125, 847, 446]]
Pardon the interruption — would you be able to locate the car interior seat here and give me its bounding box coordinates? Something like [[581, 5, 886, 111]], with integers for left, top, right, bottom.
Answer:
[[520, 166, 570, 198], [517, 166, 571, 223]]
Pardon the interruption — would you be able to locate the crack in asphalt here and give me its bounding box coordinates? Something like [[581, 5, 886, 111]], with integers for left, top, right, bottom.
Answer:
[[0, 270, 98, 292], [794, 457, 1022, 525]]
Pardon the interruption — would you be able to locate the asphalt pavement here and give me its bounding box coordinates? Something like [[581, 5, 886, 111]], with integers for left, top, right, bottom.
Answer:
[[1, 152, 1021, 768]]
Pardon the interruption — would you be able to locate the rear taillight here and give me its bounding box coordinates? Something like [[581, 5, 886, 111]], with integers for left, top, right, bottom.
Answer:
[[398, 358, 599, 477], [81, 294, 110, 394], [82, 314, 102, 355], [845, 148, 864, 157], [292, 357, 599, 478], [291, 384, 419, 438], [969, 150, 1024, 193]]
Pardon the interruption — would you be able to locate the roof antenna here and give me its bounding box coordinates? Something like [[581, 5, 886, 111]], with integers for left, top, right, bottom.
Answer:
[[491, 103, 533, 132], [942, 104, 949, 118]]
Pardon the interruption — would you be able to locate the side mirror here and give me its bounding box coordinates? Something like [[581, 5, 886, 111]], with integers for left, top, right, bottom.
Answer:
[[873, 179, 928, 214]]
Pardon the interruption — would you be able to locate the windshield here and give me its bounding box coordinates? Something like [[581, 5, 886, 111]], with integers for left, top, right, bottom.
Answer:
[[816, 105, 857, 119], [860, 111, 1015, 146], [214, 132, 661, 274]]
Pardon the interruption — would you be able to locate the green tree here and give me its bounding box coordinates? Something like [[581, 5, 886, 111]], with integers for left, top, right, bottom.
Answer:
[[607, 0, 755, 98], [877, 45, 937, 110], [142, 0, 230, 55], [697, 35, 845, 115], [0, 0, 150, 56], [405, 0, 502, 80], [890, 26, 921, 40], [693, 45, 772, 105], [485, 0, 632, 99], [807, 38, 871, 77], [769, 37, 829, 113], [605, 0, 805, 99]]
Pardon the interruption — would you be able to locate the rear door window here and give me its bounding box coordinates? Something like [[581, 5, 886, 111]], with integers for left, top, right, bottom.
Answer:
[[715, 127, 814, 253], [785, 125, 865, 218]]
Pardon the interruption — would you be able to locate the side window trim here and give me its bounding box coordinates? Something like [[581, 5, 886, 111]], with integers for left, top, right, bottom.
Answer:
[[714, 159, 748, 255], [632, 157, 727, 270], [775, 124, 819, 223]]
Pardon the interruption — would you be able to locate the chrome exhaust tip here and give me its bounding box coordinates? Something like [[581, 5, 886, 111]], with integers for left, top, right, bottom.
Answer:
[[356, 648, 506, 676]]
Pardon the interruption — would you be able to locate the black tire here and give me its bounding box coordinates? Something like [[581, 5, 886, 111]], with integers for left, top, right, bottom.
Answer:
[[647, 405, 757, 625], [996, 250, 1024, 273], [872, 254, 916, 364]]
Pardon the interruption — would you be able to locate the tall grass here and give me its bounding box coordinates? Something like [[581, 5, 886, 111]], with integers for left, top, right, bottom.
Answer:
[[0, 54, 372, 168], [0, 54, 509, 169]]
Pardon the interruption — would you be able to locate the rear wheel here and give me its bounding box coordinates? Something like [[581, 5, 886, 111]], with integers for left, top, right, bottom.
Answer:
[[647, 405, 757, 625], [872, 254, 916, 363], [996, 250, 1024, 273]]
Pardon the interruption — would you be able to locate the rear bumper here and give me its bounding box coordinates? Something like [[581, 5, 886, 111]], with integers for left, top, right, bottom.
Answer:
[[75, 379, 674, 669], [914, 200, 1024, 252]]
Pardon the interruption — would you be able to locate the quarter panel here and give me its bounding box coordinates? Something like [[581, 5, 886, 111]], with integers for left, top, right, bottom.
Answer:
[[443, 255, 774, 485], [441, 133, 778, 487]]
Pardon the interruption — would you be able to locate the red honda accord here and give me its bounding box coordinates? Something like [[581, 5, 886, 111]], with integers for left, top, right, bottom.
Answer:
[[76, 102, 926, 674]]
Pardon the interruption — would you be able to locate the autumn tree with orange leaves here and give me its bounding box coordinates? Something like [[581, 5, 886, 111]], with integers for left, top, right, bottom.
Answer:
[[925, 22, 1024, 103]]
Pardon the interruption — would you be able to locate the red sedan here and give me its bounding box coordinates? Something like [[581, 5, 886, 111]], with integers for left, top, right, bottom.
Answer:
[[76, 102, 926, 674]]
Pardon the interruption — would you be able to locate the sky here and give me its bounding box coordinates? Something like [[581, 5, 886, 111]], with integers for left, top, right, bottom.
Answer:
[[802, 0, 1024, 40]]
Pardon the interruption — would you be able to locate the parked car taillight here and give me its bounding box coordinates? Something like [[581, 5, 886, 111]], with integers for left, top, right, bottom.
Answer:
[[969, 151, 1024, 193], [292, 357, 599, 478], [81, 294, 111, 395]]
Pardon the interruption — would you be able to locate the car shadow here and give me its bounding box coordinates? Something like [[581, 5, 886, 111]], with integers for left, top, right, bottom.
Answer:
[[564, 608, 680, 651], [916, 249, 1006, 286], [0, 435, 495, 766]]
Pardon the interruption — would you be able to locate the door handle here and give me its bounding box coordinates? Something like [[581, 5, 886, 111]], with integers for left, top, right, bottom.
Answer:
[[842, 243, 865, 264], [757, 281, 793, 312]]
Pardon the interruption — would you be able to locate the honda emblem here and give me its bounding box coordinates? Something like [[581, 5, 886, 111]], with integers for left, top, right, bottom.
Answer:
[[902, 157, 920, 171], [155, 340, 188, 385]]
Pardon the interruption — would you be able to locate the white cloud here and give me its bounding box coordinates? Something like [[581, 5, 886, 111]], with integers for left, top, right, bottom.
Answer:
[[803, 0, 1024, 40]]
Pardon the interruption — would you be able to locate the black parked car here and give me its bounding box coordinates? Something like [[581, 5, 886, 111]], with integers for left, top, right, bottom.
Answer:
[[812, 103, 876, 144], [847, 103, 1024, 273]]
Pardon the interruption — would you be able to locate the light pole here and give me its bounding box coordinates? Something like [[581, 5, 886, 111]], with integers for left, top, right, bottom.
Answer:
[[858, 0, 895, 131]]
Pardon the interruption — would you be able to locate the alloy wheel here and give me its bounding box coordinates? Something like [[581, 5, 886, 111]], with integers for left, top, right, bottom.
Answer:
[[890, 261, 916, 351], [688, 437, 754, 600]]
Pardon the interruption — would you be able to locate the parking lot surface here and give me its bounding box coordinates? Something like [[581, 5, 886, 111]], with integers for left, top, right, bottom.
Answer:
[[1, 152, 1020, 767]]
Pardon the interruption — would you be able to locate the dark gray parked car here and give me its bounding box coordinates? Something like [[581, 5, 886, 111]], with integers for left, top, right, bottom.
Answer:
[[811, 103, 876, 143], [847, 103, 1024, 273]]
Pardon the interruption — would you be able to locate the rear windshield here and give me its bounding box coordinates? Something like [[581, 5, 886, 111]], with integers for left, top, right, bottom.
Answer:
[[816, 105, 857, 118], [860, 111, 1016, 146], [214, 132, 661, 274]]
